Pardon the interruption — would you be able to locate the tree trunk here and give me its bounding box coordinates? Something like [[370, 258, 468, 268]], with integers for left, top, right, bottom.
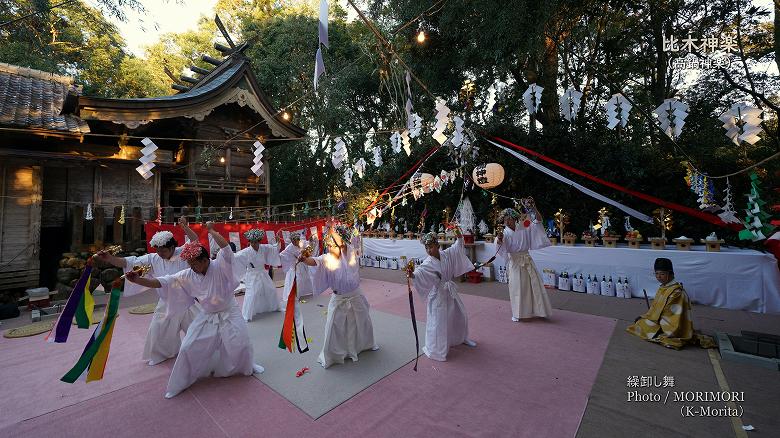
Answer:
[[649, 0, 667, 105], [540, 32, 561, 133]]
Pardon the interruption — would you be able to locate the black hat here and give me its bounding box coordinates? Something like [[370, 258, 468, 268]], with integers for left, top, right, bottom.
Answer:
[[654, 258, 673, 273]]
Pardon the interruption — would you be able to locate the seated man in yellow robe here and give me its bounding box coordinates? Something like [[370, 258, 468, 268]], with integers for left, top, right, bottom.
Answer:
[[626, 258, 694, 349]]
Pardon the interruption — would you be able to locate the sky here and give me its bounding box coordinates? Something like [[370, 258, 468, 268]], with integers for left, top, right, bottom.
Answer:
[[89, 0, 355, 58]]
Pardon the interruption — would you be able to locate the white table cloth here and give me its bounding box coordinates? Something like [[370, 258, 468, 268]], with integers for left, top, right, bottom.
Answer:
[[361, 238, 780, 314]]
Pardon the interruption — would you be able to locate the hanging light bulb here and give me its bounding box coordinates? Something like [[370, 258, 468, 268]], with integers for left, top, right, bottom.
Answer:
[[282, 111, 291, 121], [416, 29, 426, 43], [219, 156, 226, 164]]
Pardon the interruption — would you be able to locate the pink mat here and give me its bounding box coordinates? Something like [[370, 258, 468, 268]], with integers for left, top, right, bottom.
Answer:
[[1, 280, 615, 437], [0, 310, 172, 430]]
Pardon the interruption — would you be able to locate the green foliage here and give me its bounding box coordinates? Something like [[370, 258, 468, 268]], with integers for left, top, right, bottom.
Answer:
[[1, 0, 777, 244]]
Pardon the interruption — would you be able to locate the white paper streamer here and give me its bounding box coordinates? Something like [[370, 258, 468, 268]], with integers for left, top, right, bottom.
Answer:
[[251, 141, 265, 176], [654, 98, 688, 139], [401, 130, 411, 156], [136, 137, 158, 180], [451, 116, 465, 149], [314, 47, 325, 90], [606, 93, 632, 129], [318, 0, 329, 48], [390, 131, 402, 154], [522, 83, 544, 115], [372, 145, 383, 167], [432, 98, 451, 145], [559, 88, 583, 122], [408, 113, 422, 138], [354, 157, 366, 178], [718, 103, 763, 145], [331, 137, 347, 169], [344, 166, 353, 187]]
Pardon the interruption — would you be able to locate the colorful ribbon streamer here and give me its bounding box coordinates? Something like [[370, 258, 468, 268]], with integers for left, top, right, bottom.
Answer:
[[278, 274, 309, 353], [74, 275, 94, 329], [46, 261, 93, 343], [61, 287, 121, 383]]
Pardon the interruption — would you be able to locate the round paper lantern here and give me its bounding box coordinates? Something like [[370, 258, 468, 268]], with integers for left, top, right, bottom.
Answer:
[[415, 173, 435, 193], [472, 163, 505, 189]]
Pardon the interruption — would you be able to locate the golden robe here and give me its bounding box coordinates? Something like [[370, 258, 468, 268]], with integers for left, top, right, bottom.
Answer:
[[626, 281, 694, 349]]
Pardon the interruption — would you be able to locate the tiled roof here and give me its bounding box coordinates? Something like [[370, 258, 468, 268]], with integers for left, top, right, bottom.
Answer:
[[0, 62, 90, 134]]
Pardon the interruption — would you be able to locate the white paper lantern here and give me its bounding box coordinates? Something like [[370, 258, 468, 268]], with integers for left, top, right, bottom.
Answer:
[[472, 163, 505, 189], [413, 173, 435, 194]]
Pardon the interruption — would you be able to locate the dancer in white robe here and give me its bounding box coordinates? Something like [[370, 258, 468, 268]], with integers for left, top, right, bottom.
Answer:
[[410, 228, 477, 361], [497, 206, 552, 321], [299, 224, 377, 368], [279, 232, 314, 307], [234, 229, 280, 321], [96, 217, 200, 366], [125, 221, 264, 399]]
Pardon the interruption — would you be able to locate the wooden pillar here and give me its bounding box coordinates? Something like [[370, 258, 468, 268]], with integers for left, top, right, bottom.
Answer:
[[149, 207, 157, 221], [225, 147, 232, 180], [131, 207, 143, 248], [163, 206, 174, 224], [71, 205, 84, 251], [29, 166, 42, 258], [112, 206, 124, 244], [187, 144, 197, 181], [94, 206, 105, 247]]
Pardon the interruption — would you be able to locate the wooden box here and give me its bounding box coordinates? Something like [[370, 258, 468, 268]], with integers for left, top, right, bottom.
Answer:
[[701, 239, 724, 252], [483, 233, 494, 243], [562, 237, 576, 246], [549, 237, 558, 246], [626, 238, 642, 249], [648, 237, 667, 250], [673, 238, 694, 251], [602, 237, 619, 248], [583, 238, 598, 247]]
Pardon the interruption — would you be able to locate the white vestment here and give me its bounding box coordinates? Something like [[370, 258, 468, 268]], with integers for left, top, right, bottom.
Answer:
[[498, 223, 552, 319], [234, 244, 281, 320], [156, 246, 254, 397], [123, 248, 199, 365], [413, 237, 475, 361], [309, 244, 376, 368], [280, 243, 314, 305]]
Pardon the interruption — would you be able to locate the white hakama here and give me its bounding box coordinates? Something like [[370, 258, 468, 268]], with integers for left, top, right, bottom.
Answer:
[[309, 245, 377, 368], [279, 242, 314, 306], [498, 223, 552, 319], [123, 249, 199, 365], [413, 237, 475, 361], [234, 244, 281, 321], [156, 246, 256, 397]]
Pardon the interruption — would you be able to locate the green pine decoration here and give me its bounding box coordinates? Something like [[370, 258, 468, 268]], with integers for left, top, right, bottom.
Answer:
[[738, 172, 775, 241]]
